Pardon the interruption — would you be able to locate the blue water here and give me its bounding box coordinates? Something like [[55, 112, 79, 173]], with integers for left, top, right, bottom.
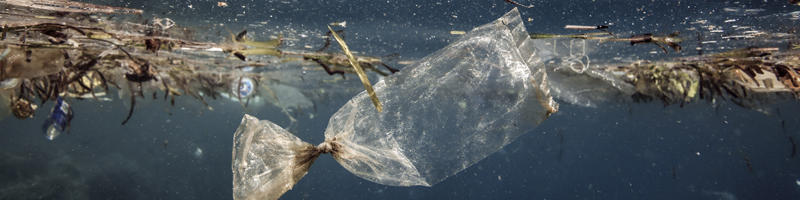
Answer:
[[2, 0, 800, 199]]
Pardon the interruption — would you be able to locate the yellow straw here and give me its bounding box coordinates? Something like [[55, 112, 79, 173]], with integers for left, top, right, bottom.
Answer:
[[327, 25, 383, 112]]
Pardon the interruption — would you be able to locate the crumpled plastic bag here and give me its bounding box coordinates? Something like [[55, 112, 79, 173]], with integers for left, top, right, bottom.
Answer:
[[231, 8, 558, 200]]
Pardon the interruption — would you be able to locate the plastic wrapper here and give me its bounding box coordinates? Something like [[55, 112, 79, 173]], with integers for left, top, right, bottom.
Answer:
[[545, 63, 635, 107], [525, 38, 634, 107], [231, 8, 558, 200]]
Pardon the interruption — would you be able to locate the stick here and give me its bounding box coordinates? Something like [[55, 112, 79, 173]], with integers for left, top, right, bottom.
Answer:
[[327, 25, 383, 112]]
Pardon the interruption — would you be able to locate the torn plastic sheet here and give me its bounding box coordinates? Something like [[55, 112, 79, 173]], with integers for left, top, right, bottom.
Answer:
[[231, 8, 557, 200]]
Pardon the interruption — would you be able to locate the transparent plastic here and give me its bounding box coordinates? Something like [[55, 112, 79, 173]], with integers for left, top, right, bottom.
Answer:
[[231, 8, 558, 200]]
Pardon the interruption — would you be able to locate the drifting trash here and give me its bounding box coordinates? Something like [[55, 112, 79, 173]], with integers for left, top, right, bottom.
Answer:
[[504, 0, 533, 8], [564, 25, 610, 31], [450, 30, 466, 35], [231, 8, 557, 200], [0, 0, 398, 127], [1, 0, 143, 14], [329, 21, 347, 28], [326, 25, 383, 112], [233, 77, 256, 99], [530, 31, 682, 54], [42, 97, 73, 140], [541, 44, 800, 111]]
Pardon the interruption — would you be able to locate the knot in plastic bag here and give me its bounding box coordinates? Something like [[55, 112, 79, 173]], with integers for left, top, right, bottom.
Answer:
[[315, 140, 338, 154]]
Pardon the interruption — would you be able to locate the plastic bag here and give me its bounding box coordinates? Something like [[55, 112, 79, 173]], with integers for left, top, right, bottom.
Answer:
[[231, 8, 558, 200], [525, 36, 634, 107]]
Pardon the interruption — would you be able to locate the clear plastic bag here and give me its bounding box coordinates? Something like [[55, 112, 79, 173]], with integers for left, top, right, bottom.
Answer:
[[231, 8, 558, 200], [526, 37, 635, 107]]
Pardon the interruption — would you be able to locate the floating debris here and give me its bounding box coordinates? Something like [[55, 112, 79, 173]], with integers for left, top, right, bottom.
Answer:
[[530, 31, 682, 54], [233, 77, 255, 99], [504, 0, 533, 8], [291, 29, 399, 77], [722, 7, 766, 16], [233, 10, 556, 199], [450, 30, 466, 35], [11, 98, 37, 119], [1, 0, 143, 14], [327, 25, 382, 112], [564, 25, 610, 31], [42, 97, 72, 140], [329, 21, 347, 28], [0, 0, 398, 128]]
